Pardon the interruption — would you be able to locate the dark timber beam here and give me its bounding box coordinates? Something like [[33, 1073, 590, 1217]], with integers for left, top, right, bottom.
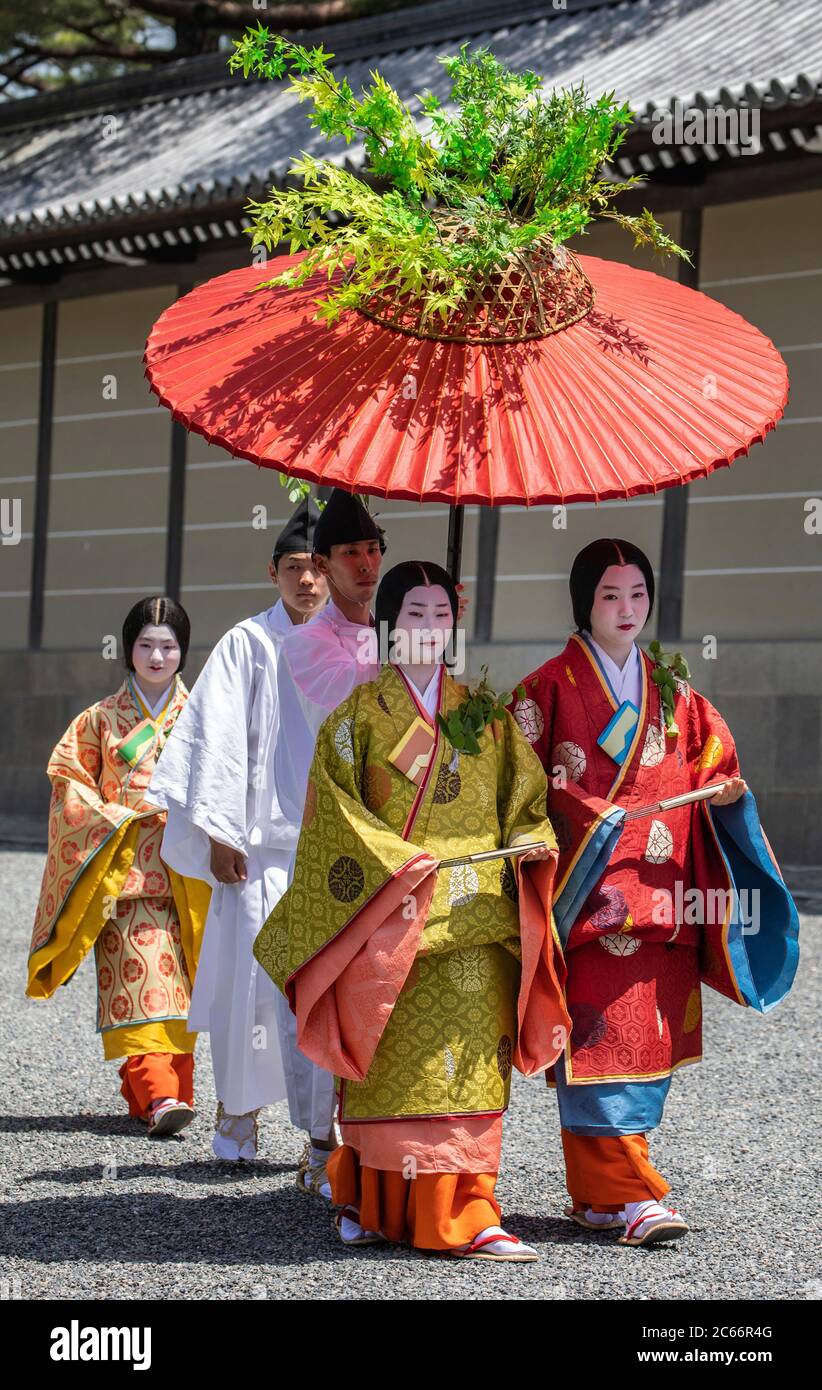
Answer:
[[657, 207, 702, 644], [27, 300, 57, 649]]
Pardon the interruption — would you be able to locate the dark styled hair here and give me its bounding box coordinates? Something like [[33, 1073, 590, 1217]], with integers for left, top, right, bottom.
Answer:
[[122, 596, 191, 672], [569, 538, 655, 633], [375, 561, 458, 664]]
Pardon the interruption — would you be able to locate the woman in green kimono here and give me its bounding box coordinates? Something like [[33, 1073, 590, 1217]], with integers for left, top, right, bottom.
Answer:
[[255, 560, 569, 1261]]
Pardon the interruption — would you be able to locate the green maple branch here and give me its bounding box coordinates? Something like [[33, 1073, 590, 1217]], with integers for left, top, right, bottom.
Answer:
[[228, 29, 692, 322]]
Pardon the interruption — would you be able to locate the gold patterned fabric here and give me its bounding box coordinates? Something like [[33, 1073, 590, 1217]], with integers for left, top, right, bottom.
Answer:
[[28, 676, 208, 1057], [255, 664, 565, 1123]]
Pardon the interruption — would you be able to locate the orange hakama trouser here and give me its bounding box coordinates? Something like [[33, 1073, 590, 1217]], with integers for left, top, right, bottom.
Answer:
[[327, 1144, 501, 1251], [561, 1130, 670, 1213], [118, 1053, 195, 1121]]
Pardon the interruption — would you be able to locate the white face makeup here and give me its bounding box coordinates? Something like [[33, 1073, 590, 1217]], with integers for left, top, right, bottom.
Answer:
[[589, 564, 650, 648], [131, 623, 181, 690], [392, 583, 454, 666]]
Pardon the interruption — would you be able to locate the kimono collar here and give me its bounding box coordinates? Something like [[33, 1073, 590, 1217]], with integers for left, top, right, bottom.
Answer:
[[266, 597, 299, 638], [324, 597, 374, 632], [582, 632, 641, 708], [391, 663, 445, 728], [129, 673, 179, 725]]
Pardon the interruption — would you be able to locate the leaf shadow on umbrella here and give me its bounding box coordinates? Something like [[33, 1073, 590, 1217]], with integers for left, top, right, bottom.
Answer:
[[148, 271, 657, 504]]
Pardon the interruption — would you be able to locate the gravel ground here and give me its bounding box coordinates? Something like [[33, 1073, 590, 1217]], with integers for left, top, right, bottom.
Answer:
[[2, 846, 819, 1302]]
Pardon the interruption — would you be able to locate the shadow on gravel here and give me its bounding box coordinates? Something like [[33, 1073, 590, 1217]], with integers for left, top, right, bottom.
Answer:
[[23, 1161, 294, 1185], [0, 1190, 403, 1267], [0, 1114, 147, 1137]]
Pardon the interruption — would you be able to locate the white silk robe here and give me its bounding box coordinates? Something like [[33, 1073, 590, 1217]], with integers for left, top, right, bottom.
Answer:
[[148, 600, 311, 1114]]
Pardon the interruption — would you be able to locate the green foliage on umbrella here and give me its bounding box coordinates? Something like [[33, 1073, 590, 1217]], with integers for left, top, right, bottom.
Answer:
[[228, 28, 690, 326]]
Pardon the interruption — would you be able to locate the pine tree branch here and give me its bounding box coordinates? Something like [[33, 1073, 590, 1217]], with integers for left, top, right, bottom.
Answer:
[[10, 35, 172, 66], [135, 1, 381, 31]]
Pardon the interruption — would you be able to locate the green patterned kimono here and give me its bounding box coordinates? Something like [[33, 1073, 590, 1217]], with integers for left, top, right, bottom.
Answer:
[[254, 663, 567, 1124]]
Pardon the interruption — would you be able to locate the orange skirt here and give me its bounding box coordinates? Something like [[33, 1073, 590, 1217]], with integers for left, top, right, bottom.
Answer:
[[119, 1052, 195, 1121], [561, 1130, 670, 1213], [327, 1144, 501, 1251]]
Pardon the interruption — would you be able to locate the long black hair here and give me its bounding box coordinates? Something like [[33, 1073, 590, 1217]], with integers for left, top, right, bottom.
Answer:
[[122, 596, 191, 672], [569, 538, 655, 633], [374, 561, 458, 664]]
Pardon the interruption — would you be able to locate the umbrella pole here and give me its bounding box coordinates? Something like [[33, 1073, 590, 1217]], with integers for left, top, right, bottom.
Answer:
[[446, 504, 464, 584]]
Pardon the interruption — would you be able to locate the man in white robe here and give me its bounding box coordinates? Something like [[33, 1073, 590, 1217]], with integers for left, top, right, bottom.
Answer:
[[148, 498, 327, 1160]]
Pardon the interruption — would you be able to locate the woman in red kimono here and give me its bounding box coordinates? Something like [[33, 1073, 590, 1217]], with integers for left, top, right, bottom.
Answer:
[[511, 538, 799, 1247]]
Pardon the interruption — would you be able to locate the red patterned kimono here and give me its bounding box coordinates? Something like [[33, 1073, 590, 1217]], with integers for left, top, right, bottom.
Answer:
[[512, 633, 798, 1210], [28, 675, 209, 1119]]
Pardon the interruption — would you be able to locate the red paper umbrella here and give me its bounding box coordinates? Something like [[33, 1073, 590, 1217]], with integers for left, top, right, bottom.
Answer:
[[145, 248, 787, 515]]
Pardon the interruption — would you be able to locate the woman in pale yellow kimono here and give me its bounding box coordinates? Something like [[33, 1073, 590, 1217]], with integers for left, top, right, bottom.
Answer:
[[28, 597, 209, 1137], [255, 562, 570, 1261]]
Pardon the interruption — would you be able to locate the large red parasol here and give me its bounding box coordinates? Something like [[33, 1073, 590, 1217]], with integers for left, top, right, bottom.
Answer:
[[144, 242, 788, 576]]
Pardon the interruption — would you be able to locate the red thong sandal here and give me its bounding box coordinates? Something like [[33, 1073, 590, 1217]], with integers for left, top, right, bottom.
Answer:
[[618, 1205, 689, 1247], [451, 1230, 539, 1263]]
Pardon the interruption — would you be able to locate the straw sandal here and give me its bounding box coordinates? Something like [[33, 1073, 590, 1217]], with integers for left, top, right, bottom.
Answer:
[[334, 1210, 386, 1247], [618, 1205, 689, 1247], [147, 1099, 195, 1138], [564, 1205, 624, 1232], [451, 1231, 538, 1262], [296, 1140, 332, 1199], [212, 1102, 260, 1160]]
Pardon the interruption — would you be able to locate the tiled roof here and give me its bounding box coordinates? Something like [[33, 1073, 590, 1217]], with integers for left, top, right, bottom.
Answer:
[[0, 0, 819, 252]]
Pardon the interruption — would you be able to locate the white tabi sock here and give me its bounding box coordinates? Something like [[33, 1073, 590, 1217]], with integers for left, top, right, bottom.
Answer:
[[338, 1215, 381, 1243], [624, 1199, 676, 1237], [584, 1208, 625, 1226]]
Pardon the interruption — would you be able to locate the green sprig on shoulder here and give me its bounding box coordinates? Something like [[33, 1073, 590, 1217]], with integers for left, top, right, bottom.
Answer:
[[648, 639, 691, 739], [437, 666, 524, 755]]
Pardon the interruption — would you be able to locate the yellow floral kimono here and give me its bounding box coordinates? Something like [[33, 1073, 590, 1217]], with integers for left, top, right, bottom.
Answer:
[[28, 674, 210, 1061], [255, 663, 569, 1137]]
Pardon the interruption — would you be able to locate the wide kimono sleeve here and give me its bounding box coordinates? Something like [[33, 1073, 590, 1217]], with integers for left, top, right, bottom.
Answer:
[[28, 705, 142, 997], [253, 688, 439, 1080], [282, 618, 377, 714], [494, 711, 570, 1076], [687, 688, 799, 1011]]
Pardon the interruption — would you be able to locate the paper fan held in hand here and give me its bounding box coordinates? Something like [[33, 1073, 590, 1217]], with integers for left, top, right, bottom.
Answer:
[[228, 29, 690, 335]]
